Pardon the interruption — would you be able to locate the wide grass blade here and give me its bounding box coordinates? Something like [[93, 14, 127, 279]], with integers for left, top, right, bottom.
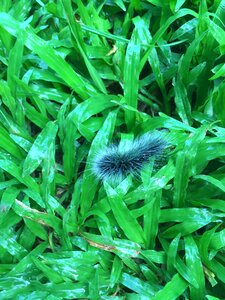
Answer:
[[152, 274, 188, 300], [105, 182, 145, 244], [124, 27, 141, 130], [23, 121, 58, 176]]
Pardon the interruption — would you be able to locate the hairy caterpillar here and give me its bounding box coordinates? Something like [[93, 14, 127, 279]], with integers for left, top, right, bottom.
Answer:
[[92, 131, 170, 182]]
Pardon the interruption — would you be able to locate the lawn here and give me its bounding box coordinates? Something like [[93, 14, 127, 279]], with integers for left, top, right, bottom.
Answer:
[[0, 0, 225, 299]]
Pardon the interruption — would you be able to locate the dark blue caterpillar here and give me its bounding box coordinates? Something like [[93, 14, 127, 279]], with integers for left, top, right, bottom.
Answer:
[[92, 131, 169, 182]]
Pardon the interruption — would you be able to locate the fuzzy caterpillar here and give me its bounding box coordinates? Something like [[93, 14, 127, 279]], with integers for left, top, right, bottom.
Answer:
[[92, 131, 170, 182]]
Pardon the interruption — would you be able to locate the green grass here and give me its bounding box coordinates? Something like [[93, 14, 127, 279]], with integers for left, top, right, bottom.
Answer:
[[0, 0, 225, 299]]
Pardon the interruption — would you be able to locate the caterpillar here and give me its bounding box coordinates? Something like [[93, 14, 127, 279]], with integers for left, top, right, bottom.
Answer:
[[92, 131, 170, 182]]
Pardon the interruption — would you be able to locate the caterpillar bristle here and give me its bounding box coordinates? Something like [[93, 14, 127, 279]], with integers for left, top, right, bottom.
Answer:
[[92, 131, 170, 183]]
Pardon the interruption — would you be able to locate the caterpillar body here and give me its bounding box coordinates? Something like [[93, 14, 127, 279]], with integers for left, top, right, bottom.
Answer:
[[92, 131, 169, 182]]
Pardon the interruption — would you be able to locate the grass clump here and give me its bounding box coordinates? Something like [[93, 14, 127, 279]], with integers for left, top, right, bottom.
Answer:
[[0, 0, 225, 299]]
